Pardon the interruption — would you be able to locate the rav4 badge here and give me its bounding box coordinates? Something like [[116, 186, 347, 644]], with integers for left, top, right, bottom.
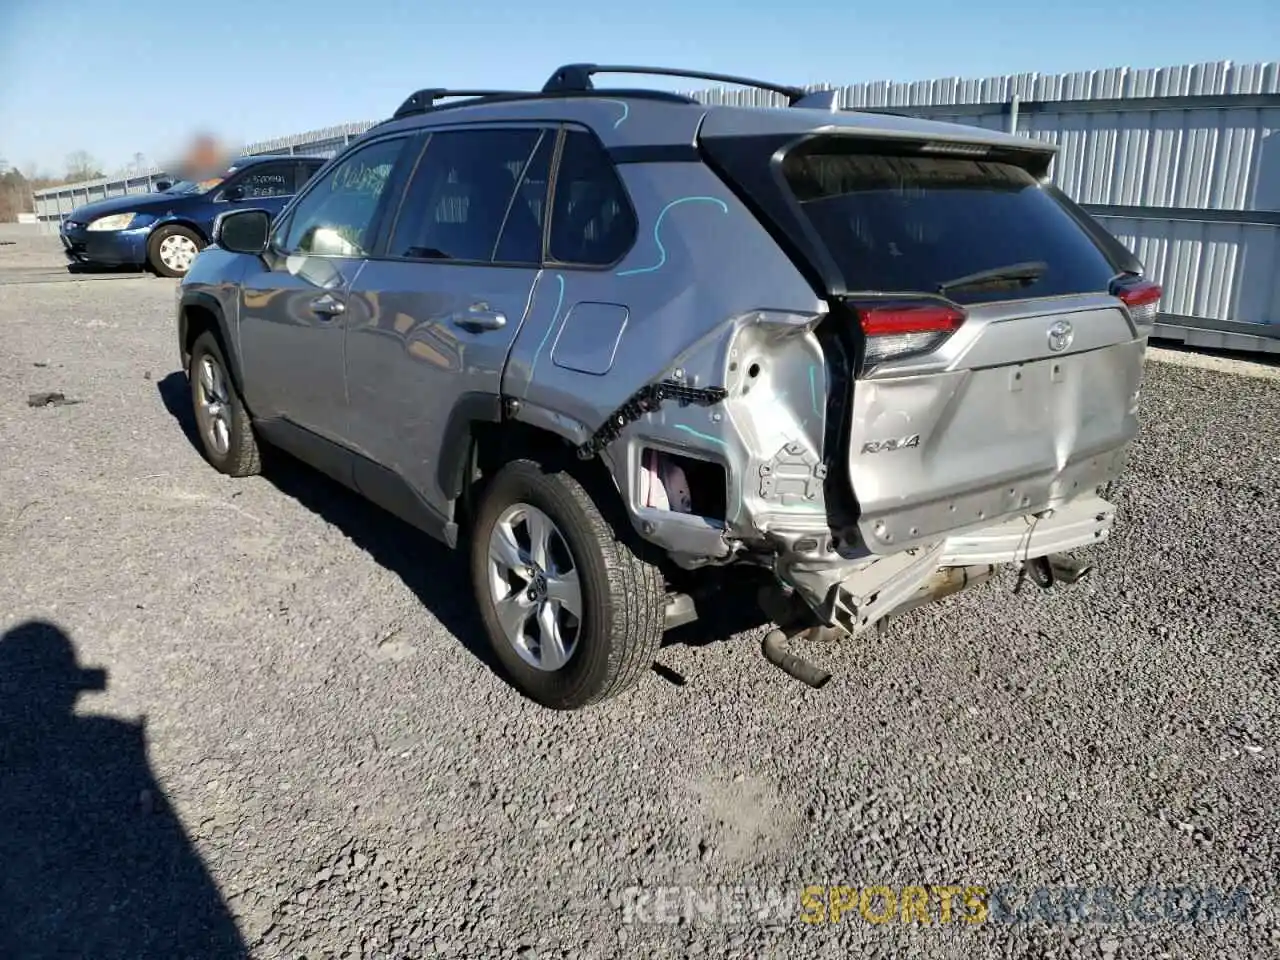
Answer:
[[861, 435, 921, 454]]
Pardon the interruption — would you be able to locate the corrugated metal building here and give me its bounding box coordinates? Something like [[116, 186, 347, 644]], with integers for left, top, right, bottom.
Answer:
[[33, 59, 1280, 352]]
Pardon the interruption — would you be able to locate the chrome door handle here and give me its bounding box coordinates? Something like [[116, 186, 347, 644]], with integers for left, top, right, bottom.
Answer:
[[310, 294, 346, 317], [453, 308, 506, 333]]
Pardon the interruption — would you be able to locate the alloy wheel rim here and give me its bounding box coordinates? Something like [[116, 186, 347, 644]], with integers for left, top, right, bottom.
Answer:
[[195, 355, 232, 456], [159, 235, 198, 272], [486, 503, 582, 672]]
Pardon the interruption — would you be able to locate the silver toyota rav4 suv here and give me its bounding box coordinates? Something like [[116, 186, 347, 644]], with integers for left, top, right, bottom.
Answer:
[[177, 64, 1160, 709]]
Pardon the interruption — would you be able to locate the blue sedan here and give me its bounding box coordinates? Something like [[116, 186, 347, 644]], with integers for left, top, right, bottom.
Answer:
[[59, 154, 327, 277]]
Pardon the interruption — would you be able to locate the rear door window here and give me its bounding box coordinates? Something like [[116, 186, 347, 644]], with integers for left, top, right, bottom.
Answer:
[[387, 128, 550, 265], [781, 141, 1118, 304]]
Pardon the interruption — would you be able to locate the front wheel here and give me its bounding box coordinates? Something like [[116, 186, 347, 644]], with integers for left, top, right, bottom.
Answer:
[[470, 460, 665, 709], [188, 332, 260, 477], [148, 224, 204, 278]]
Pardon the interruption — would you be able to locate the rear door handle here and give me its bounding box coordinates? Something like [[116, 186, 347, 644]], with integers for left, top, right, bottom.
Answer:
[[453, 308, 506, 333], [310, 294, 346, 317]]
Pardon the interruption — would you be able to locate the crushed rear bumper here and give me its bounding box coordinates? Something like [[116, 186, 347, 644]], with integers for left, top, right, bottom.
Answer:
[[940, 493, 1115, 565], [814, 493, 1116, 635]]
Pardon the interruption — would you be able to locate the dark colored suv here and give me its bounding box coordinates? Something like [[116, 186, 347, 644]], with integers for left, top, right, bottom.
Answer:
[[176, 65, 1159, 709], [60, 155, 326, 277]]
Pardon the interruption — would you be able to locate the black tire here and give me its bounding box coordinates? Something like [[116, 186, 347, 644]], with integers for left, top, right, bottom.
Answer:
[[188, 331, 261, 477], [470, 459, 665, 709], [148, 224, 204, 278]]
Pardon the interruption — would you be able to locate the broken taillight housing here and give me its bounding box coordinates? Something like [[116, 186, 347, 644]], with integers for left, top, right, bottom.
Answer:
[[853, 301, 967, 366], [1111, 276, 1162, 331]]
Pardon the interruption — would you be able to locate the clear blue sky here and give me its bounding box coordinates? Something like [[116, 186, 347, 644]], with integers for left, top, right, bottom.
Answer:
[[1, 0, 1276, 176]]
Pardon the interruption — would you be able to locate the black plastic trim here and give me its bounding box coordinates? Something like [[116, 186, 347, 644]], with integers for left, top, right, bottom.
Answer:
[[255, 419, 355, 488], [1047, 187, 1145, 275], [354, 457, 457, 548], [697, 132, 835, 295], [256, 418, 458, 547], [178, 290, 244, 391], [394, 88, 534, 118], [378, 88, 700, 127], [577, 379, 728, 459], [438, 393, 504, 500], [608, 144, 701, 164]]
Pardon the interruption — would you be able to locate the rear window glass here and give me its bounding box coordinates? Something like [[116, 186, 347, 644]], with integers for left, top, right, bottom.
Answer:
[[781, 144, 1118, 304]]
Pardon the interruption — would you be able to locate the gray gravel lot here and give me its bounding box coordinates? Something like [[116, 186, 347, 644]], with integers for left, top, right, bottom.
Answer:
[[1, 236, 1278, 959]]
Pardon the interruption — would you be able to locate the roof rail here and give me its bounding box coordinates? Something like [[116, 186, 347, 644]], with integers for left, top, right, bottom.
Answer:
[[542, 64, 806, 104], [393, 88, 534, 119]]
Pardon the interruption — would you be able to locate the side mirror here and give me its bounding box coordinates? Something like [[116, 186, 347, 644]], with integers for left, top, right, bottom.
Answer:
[[221, 185, 245, 202], [153, 180, 172, 192], [215, 209, 272, 255]]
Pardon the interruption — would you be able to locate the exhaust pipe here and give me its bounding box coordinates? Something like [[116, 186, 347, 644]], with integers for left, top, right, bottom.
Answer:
[[762, 625, 831, 689], [1021, 553, 1094, 592], [881, 564, 996, 623]]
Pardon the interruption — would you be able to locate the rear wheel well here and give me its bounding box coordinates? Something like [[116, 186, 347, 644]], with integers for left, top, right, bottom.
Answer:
[[464, 420, 636, 545], [468, 420, 610, 503]]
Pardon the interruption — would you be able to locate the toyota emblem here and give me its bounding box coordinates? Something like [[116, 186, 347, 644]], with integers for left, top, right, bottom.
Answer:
[[1047, 319, 1074, 352]]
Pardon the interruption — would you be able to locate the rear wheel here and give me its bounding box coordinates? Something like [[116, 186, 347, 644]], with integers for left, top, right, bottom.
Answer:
[[470, 460, 665, 709], [148, 224, 204, 278]]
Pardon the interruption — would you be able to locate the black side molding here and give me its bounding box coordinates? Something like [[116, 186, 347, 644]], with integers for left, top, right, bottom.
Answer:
[[354, 456, 458, 548], [256, 418, 459, 548]]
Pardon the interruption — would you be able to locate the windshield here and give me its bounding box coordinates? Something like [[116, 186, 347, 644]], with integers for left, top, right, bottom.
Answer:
[[161, 176, 225, 195], [780, 143, 1119, 305]]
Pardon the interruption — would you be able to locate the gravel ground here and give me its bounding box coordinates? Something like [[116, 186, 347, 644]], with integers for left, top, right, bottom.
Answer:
[[1, 237, 1278, 959]]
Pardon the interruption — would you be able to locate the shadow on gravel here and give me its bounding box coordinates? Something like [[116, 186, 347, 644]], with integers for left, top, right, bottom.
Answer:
[[156, 371, 765, 671], [262, 453, 498, 665], [0, 620, 247, 959], [157, 372, 496, 669], [66, 261, 148, 276], [158, 369, 202, 450]]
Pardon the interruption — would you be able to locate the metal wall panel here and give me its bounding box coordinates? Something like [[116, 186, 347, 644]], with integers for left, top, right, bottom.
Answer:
[[1020, 106, 1280, 210], [1094, 215, 1280, 325]]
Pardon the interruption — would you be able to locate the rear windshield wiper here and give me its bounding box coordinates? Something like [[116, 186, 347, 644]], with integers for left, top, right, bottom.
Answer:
[[938, 260, 1047, 294]]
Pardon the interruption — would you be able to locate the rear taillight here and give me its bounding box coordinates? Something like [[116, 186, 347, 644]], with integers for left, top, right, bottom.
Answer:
[[853, 301, 966, 366], [1112, 277, 1162, 330]]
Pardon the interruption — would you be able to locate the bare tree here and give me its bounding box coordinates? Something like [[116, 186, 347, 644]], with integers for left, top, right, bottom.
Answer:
[[65, 150, 104, 182], [0, 168, 35, 221]]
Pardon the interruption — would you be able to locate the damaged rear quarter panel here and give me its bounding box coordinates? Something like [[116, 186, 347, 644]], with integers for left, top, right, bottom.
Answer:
[[501, 159, 828, 558]]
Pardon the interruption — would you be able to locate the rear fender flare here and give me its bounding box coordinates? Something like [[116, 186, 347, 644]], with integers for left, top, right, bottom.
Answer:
[[437, 393, 505, 502]]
